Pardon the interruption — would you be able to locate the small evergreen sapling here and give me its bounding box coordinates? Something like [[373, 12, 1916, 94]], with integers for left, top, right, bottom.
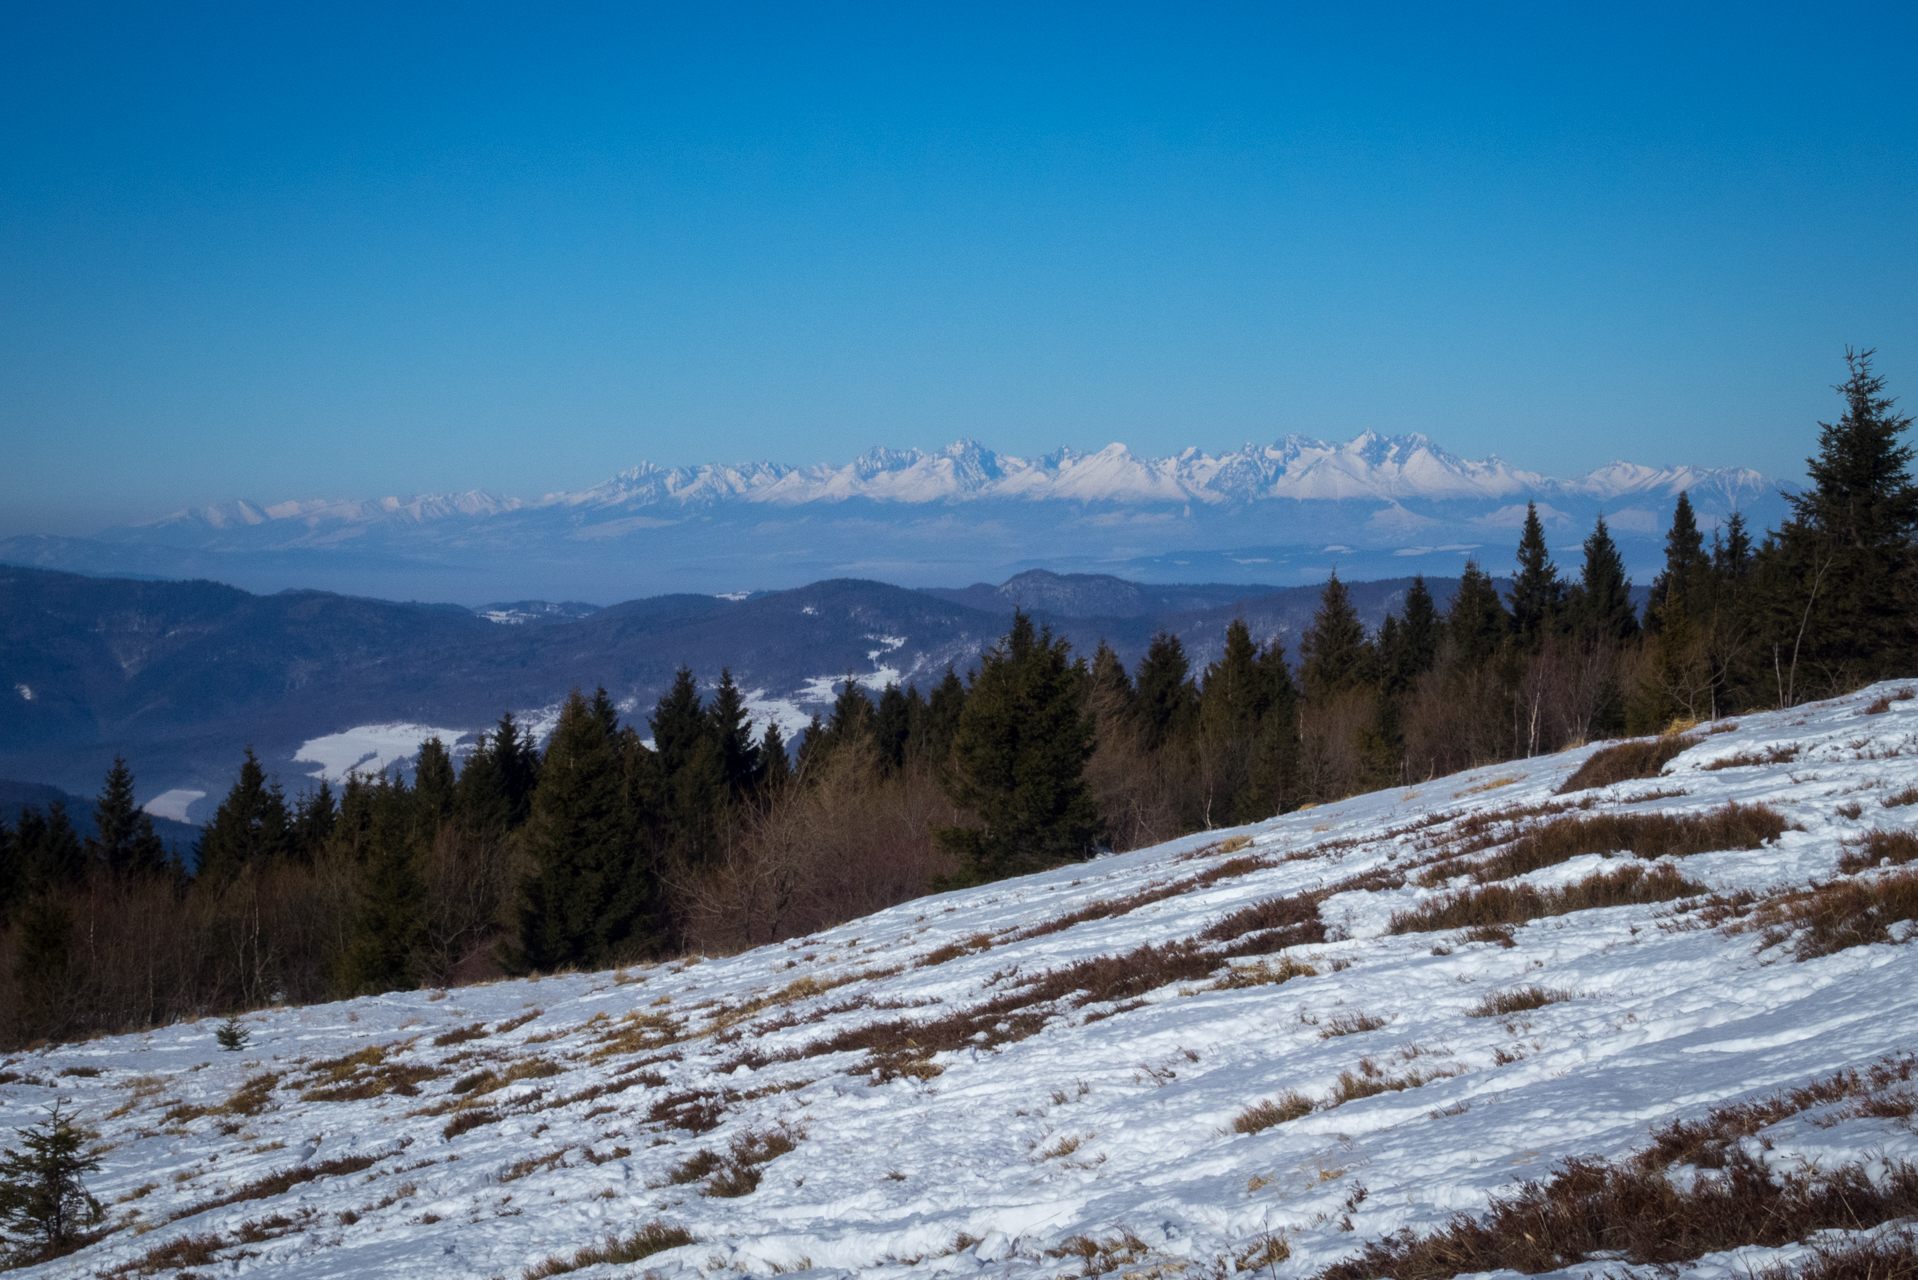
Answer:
[[215, 1015, 250, 1051], [0, 1101, 103, 1260]]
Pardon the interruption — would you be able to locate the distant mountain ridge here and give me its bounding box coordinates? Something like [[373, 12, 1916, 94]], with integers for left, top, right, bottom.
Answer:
[[0, 433, 1779, 603], [0, 564, 1518, 815], [150, 432, 1767, 527]]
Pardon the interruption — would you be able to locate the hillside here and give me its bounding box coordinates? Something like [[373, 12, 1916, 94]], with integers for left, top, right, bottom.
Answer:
[[0, 565, 1484, 807], [8, 686, 1917, 1279]]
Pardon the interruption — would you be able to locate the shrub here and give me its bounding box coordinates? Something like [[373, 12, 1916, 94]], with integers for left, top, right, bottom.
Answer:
[[1316, 1152, 1918, 1280], [1557, 736, 1698, 793], [0, 1101, 103, 1261], [1233, 1092, 1313, 1133], [1838, 829, 1918, 873], [1471, 803, 1791, 882], [214, 1016, 249, 1052], [1390, 864, 1707, 934], [1466, 987, 1572, 1018], [523, 1222, 696, 1278], [1749, 870, 1918, 959], [1701, 745, 1802, 770]]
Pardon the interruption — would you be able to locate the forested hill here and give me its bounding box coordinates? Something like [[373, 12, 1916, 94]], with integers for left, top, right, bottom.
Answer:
[[0, 564, 1483, 804]]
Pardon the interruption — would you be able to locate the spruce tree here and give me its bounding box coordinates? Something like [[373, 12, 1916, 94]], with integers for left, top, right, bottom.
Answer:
[[1508, 502, 1564, 645], [650, 670, 725, 869], [874, 683, 911, 772], [334, 810, 427, 996], [88, 756, 166, 879], [1241, 638, 1302, 818], [1088, 639, 1135, 722], [925, 666, 968, 766], [412, 739, 457, 835], [457, 713, 539, 833], [194, 748, 290, 886], [707, 669, 761, 798], [936, 613, 1101, 886], [758, 722, 792, 793], [1197, 620, 1274, 824], [289, 781, 338, 861], [1768, 349, 1918, 681], [1133, 632, 1198, 750], [1299, 572, 1371, 700], [0, 1100, 103, 1258], [1648, 491, 1708, 631], [1446, 561, 1510, 667], [1574, 514, 1639, 642], [518, 689, 659, 970]]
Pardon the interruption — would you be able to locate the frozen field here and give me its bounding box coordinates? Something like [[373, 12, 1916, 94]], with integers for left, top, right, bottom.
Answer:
[[8, 684, 1918, 1280]]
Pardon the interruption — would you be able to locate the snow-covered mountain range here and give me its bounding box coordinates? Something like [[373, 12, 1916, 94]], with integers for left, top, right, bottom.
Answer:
[[14, 685, 1918, 1280], [0, 434, 1780, 603]]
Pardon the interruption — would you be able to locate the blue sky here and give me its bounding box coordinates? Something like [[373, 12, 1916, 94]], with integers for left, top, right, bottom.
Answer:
[[3, 2, 1914, 535]]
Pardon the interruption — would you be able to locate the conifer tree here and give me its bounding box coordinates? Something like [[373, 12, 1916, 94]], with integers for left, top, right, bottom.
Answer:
[[411, 738, 457, 840], [88, 756, 166, 879], [936, 613, 1100, 885], [707, 669, 761, 798], [1446, 561, 1510, 667], [650, 670, 725, 869], [289, 781, 338, 861], [758, 722, 792, 793], [456, 713, 539, 832], [1088, 640, 1135, 722], [1299, 572, 1371, 700], [1133, 632, 1198, 750], [0, 1100, 103, 1258], [1573, 514, 1639, 642], [1714, 511, 1754, 581], [194, 748, 290, 886], [1768, 349, 1918, 681], [1648, 491, 1707, 631], [874, 683, 911, 772], [13, 805, 84, 896], [925, 666, 967, 766], [1197, 620, 1280, 824], [1241, 639, 1302, 819], [517, 689, 660, 970], [334, 809, 427, 995], [1508, 502, 1564, 645]]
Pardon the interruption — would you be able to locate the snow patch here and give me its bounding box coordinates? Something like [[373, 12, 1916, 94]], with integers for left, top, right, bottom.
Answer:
[[142, 788, 205, 824], [293, 722, 476, 782]]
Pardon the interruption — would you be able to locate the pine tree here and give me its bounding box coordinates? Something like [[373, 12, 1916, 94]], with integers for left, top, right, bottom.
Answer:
[[457, 713, 540, 832], [334, 812, 427, 996], [1197, 620, 1276, 824], [707, 669, 761, 798], [412, 738, 457, 835], [925, 665, 967, 766], [289, 781, 338, 861], [0, 1101, 103, 1259], [650, 670, 725, 870], [87, 756, 166, 879], [936, 613, 1101, 886], [1714, 511, 1754, 581], [1573, 514, 1639, 642], [873, 683, 911, 772], [1133, 632, 1198, 750], [1299, 572, 1371, 700], [1648, 491, 1707, 631], [194, 748, 290, 886], [1508, 502, 1564, 645], [1242, 640, 1301, 820], [14, 805, 84, 896], [758, 722, 792, 793], [1767, 348, 1918, 682], [517, 689, 660, 970], [1446, 561, 1510, 667]]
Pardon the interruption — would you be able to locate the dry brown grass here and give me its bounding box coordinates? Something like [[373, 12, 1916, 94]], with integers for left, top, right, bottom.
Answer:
[[1839, 829, 1918, 873], [1320, 1011, 1390, 1038], [1701, 745, 1803, 770], [1466, 986, 1573, 1018], [664, 1125, 802, 1198], [168, 1155, 378, 1223], [1557, 736, 1698, 793], [1233, 1091, 1314, 1133], [1320, 1058, 1918, 1280], [522, 1222, 696, 1278], [1740, 869, 1918, 959], [1883, 787, 1918, 809], [1390, 863, 1707, 934], [1329, 1057, 1456, 1105], [1469, 803, 1792, 882], [1015, 856, 1269, 941]]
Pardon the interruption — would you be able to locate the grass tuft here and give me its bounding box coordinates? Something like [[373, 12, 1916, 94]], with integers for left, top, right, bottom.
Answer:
[[1390, 863, 1707, 934], [1233, 1092, 1314, 1133], [522, 1222, 696, 1278], [1838, 828, 1918, 874], [1466, 986, 1573, 1018], [1557, 736, 1697, 793]]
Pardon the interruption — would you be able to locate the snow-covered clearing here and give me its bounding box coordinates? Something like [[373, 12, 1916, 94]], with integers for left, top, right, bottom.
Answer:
[[11, 685, 1918, 1280]]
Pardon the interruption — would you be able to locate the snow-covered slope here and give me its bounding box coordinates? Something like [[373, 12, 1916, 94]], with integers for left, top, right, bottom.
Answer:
[[12, 687, 1917, 1280]]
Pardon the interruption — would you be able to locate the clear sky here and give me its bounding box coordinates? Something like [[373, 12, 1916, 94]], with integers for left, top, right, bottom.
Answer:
[[3, 2, 1914, 535]]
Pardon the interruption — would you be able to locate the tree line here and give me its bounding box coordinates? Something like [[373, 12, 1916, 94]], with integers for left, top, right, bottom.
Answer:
[[0, 349, 1911, 1047]]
